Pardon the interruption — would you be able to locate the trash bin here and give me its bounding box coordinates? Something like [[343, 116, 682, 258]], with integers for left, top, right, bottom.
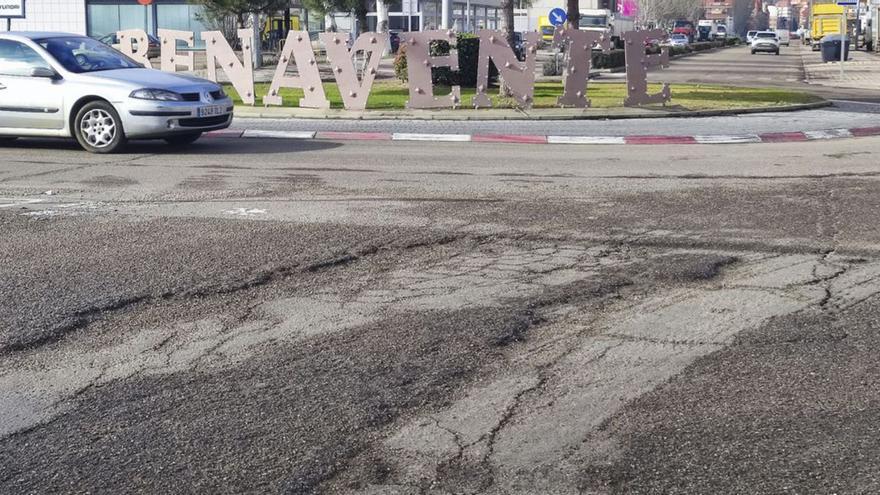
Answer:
[[821, 34, 851, 62]]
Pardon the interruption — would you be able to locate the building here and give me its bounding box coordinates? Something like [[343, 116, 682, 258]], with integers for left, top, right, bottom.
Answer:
[[1, 0, 503, 43], [1, 0, 208, 42], [702, 0, 735, 29]]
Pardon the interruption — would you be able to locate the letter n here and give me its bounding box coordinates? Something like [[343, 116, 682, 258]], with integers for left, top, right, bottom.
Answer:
[[201, 29, 255, 105], [472, 30, 539, 109]]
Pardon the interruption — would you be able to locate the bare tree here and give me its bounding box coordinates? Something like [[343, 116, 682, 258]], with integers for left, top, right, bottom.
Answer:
[[567, 0, 580, 29]]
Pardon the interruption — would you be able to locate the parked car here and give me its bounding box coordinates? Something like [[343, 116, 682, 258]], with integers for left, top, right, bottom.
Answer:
[[0, 32, 233, 153], [98, 32, 160, 59], [389, 31, 400, 53], [751, 31, 780, 55], [716, 25, 728, 39], [663, 33, 690, 48], [512, 32, 525, 61], [746, 30, 758, 43], [775, 29, 791, 46]]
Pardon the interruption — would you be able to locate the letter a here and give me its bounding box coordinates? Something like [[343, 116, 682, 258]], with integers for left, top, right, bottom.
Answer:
[[265, 31, 329, 108]]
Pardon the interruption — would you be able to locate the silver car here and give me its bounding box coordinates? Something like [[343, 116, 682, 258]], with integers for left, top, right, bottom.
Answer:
[[0, 32, 233, 153]]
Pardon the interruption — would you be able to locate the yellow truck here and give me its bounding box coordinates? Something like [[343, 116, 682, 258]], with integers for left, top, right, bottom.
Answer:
[[810, 3, 846, 50], [539, 16, 555, 44]]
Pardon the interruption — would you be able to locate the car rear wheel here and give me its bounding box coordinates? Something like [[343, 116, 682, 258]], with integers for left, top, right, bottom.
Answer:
[[74, 101, 127, 154], [164, 132, 202, 146]]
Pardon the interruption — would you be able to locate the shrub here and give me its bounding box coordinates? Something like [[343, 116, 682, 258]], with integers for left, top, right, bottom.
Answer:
[[591, 49, 626, 69], [394, 33, 498, 87], [394, 44, 408, 82]]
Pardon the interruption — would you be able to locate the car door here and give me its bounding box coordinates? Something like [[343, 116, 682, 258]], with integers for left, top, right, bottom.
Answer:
[[0, 39, 65, 131]]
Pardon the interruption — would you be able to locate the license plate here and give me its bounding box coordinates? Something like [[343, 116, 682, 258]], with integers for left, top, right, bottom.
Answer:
[[198, 105, 226, 117]]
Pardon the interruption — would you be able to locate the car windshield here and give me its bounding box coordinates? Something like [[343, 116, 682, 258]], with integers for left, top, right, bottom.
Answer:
[[756, 32, 776, 38], [579, 16, 607, 27], [673, 21, 692, 28], [748, 31, 757, 36], [37, 36, 141, 73], [717, 27, 726, 32]]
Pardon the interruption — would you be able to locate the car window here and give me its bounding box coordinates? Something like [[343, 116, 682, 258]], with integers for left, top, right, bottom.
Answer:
[[0, 39, 52, 77], [756, 33, 776, 38], [37, 36, 141, 73]]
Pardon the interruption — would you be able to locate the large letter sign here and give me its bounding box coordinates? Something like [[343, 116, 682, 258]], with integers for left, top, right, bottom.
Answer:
[[621, 29, 670, 107], [158, 29, 195, 73], [264, 30, 328, 108], [403, 30, 461, 109], [116, 29, 152, 69], [202, 29, 256, 105], [142, 29, 678, 109], [321, 32, 388, 111], [553, 27, 608, 108], [472, 31, 539, 109]]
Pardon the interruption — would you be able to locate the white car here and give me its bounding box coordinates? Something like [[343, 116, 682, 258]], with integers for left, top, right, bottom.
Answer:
[[0, 32, 233, 153], [747, 30, 758, 43], [751, 31, 780, 55], [664, 34, 690, 48]]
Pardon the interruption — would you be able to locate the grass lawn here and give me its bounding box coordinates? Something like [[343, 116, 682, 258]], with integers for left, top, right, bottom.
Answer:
[[224, 81, 822, 111]]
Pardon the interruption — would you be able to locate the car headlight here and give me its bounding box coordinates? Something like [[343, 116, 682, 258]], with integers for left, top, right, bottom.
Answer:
[[130, 89, 184, 101], [214, 87, 227, 99]]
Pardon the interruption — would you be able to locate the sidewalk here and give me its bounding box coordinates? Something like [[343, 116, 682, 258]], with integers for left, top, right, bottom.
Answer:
[[801, 43, 880, 90], [233, 101, 829, 121]]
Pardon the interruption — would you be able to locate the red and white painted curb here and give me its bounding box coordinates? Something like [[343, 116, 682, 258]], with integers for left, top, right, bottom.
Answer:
[[205, 126, 880, 145]]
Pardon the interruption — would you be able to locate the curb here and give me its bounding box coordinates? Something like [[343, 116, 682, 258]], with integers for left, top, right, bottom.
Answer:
[[206, 125, 880, 145], [231, 101, 831, 121]]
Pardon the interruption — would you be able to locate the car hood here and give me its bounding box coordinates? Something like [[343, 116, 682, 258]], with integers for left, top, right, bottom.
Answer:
[[80, 68, 218, 91]]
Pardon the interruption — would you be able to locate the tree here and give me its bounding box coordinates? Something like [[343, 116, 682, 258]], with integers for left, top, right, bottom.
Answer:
[[567, 0, 580, 29], [194, 0, 289, 29], [501, 0, 515, 46]]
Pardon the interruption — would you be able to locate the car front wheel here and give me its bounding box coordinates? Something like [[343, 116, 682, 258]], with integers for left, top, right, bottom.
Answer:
[[74, 101, 127, 154], [164, 132, 202, 146]]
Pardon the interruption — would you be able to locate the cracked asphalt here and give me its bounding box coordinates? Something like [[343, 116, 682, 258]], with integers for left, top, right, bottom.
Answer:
[[2, 134, 880, 494]]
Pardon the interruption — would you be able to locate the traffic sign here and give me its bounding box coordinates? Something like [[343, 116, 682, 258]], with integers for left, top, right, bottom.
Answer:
[[549, 8, 567, 27], [0, 0, 25, 18]]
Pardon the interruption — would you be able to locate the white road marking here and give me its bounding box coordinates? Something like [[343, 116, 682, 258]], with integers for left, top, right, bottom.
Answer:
[[0, 198, 43, 209], [804, 128, 853, 140], [223, 208, 267, 216], [392, 133, 472, 142], [547, 136, 626, 145], [694, 134, 762, 144], [242, 130, 316, 139]]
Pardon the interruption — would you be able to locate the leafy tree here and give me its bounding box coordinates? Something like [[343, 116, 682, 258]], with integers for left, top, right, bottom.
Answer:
[[193, 0, 289, 29]]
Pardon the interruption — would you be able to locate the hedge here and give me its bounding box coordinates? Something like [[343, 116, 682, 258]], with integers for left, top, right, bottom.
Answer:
[[394, 33, 498, 87]]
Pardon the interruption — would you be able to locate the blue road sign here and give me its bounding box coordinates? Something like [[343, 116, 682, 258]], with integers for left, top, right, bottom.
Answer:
[[549, 8, 567, 26], [836, 0, 857, 5]]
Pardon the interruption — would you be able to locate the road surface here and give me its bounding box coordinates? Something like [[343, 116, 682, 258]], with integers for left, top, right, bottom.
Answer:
[[2, 133, 880, 493], [1, 43, 880, 494]]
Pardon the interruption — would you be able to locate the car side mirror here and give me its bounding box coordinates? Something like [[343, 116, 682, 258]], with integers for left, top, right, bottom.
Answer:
[[30, 67, 59, 79]]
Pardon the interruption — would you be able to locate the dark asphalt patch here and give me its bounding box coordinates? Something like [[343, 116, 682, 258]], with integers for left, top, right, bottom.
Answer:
[[0, 213, 406, 354], [0, 245, 673, 494], [576, 297, 880, 494]]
